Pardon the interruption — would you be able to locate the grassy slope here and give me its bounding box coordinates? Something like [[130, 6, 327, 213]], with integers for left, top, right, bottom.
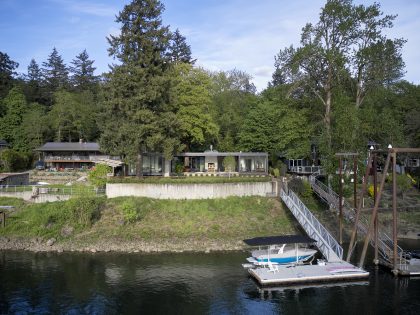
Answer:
[[0, 196, 296, 249]]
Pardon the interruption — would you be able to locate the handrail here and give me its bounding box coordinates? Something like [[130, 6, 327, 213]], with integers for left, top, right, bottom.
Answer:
[[280, 188, 343, 262], [309, 175, 406, 265]]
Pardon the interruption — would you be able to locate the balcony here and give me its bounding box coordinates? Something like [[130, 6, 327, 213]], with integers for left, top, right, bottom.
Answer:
[[44, 155, 115, 162], [288, 166, 322, 175]]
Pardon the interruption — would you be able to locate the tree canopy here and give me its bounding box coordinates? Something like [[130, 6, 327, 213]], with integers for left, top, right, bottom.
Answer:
[[0, 0, 416, 178]]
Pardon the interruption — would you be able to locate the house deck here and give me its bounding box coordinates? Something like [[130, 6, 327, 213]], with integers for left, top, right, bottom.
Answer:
[[248, 261, 369, 286]]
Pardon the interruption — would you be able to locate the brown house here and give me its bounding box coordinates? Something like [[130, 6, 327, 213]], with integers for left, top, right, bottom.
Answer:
[[36, 142, 107, 170]]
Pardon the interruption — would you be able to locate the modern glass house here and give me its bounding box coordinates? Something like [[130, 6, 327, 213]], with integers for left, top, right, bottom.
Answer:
[[172, 151, 268, 175], [128, 151, 269, 176]]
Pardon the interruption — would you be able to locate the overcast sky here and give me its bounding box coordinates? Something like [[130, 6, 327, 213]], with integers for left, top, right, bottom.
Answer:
[[1, 0, 419, 91]]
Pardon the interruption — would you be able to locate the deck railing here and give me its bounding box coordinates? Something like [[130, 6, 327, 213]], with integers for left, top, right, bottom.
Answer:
[[44, 155, 119, 162], [0, 185, 105, 196], [280, 188, 343, 262], [288, 166, 322, 174]]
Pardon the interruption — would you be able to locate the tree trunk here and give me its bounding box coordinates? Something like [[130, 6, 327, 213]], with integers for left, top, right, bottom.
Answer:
[[356, 66, 363, 108], [324, 69, 332, 150], [136, 153, 143, 177]]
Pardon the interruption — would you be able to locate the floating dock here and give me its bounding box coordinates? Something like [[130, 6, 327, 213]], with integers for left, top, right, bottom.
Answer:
[[380, 258, 420, 276], [248, 261, 369, 286]]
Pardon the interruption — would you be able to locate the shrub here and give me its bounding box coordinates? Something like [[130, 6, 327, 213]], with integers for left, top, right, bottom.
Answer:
[[288, 178, 313, 198], [88, 164, 111, 188], [301, 180, 312, 198], [368, 184, 378, 198], [394, 174, 413, 199], [222, 156, 236, 172], [121, 199, 139, 223], [66, 195, 104, 227], [174, 162, 184, 175]]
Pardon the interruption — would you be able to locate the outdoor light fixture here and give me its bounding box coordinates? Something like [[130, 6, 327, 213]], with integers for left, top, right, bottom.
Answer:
[[369, 146, 374, 150], [388, 144, 393, 149]]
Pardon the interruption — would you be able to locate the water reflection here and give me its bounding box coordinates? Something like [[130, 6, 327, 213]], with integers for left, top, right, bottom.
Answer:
[[1, 250, 420, 314]]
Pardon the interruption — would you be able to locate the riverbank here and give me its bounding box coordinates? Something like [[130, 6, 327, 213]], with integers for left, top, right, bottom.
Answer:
[[0, 236, 249, 253], [0, 196, 298, 253]]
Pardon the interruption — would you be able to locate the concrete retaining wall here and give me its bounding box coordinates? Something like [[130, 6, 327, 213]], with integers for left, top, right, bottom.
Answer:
[[106, 182, 274, 199], [0, 192, 71, 203]]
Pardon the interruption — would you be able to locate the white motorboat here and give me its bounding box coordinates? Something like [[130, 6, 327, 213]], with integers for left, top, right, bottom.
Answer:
[[243, 235, 318, 265]]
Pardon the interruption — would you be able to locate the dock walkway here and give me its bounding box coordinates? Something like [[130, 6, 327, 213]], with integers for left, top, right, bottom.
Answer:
[[280, 188, 343, 262]]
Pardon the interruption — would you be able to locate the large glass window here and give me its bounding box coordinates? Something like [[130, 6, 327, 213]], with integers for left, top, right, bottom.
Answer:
[[189, 157, 205, 172], [255, 157, 265, 172], [142, 154, 163, 175]]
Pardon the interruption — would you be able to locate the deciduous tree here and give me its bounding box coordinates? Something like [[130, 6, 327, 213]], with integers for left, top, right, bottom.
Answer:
[[0, 87, 28, 151], [172, 63, 218, 151]]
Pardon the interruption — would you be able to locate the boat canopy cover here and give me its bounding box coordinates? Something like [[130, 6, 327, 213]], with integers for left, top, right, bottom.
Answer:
[[243, 235, 316, 246]]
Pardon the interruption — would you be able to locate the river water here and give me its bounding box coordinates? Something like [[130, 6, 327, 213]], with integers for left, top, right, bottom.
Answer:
[[1, 245, 420, 314]]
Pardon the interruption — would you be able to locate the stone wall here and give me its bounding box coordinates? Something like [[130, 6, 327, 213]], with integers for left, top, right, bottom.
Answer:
[[106, 182, 275, 199]]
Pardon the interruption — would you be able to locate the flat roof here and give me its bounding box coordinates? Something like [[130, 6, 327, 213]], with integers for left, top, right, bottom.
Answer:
[[243, 235, 317, 246], [36, 142, 101, 152], [176, 151, 267, 157]]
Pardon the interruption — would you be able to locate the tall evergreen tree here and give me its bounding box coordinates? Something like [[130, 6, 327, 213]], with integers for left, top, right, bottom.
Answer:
[[0, 51, 19, 99], [27, 59, 42, 82], [25, 59, 45, 103], [42, 48, 69, 93], [70, 49, 98, 92], [100, 0, 183, 176], [168, 29, 194, 64]]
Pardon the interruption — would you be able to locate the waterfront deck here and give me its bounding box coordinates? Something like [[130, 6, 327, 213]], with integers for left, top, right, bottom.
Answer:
[[248, 261, 369, 286]]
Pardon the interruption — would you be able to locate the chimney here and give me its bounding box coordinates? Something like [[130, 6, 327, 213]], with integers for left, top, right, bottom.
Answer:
[[210, 145, 213, 152], [79, 138, 83, 144]]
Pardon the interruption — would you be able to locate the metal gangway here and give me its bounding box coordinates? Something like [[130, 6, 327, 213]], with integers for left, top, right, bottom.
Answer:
[[280, 188, 343, 262], [309, 175, 407, 267]]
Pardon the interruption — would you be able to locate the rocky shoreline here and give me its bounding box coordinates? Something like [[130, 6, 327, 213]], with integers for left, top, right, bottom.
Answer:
[[0, 236, 247, 253]]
